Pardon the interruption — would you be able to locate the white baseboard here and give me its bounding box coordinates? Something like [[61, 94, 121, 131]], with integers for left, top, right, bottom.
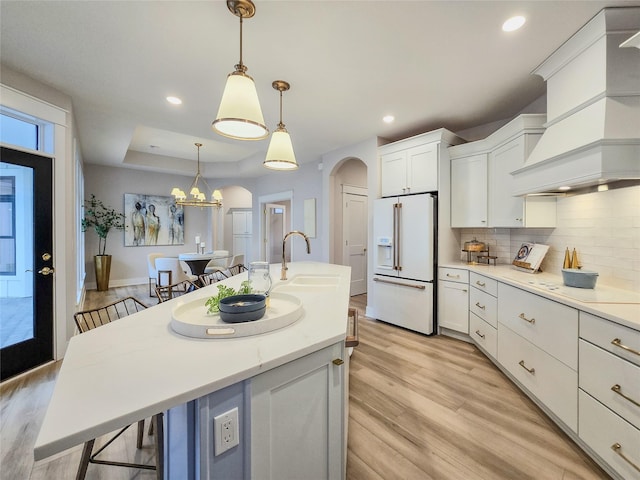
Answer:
[[84, 277, 149, 291]]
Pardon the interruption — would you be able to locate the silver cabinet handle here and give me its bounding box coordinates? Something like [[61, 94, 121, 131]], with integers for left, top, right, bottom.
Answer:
[[611, 338, 640, 356], [446, 273, 460, 279], [611, 443, 640, 473], [519, 313, 535, 324], [518, 360, 535, 374], [476, 281, 486, 287], [611, 384, 640, 408], [475, 302, 485, 310], [475, 330, 485, 339], [373, 277, 426, 290]]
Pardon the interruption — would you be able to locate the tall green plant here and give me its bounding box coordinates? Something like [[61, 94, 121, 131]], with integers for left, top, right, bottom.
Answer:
[[81, 194, 125, 255]]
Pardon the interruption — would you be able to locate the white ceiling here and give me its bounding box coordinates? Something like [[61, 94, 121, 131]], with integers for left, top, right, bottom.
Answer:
[[2, 0, 639, 179]]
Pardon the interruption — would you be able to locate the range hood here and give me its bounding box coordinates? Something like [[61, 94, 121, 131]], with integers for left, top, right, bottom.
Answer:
[[512, 7, 640, 196]]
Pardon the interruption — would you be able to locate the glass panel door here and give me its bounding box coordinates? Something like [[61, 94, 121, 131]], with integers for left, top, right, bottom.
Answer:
[[0, 146, 53, 380]]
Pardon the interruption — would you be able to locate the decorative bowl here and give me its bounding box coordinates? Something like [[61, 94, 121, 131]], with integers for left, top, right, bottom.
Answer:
[[219, 294, 267, 323], [561, 268, 599, 289]]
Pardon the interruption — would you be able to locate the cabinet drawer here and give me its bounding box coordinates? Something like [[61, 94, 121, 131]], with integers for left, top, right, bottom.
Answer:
[[470, 313, 497, 359], [438, 267, 468, 284], [579, 339, 640, 429], [469, 287, 497, 328], [580, 312, 640, 367], [498, 283, 578, 370], [498, 324, 577, 431], [469, 272, 497, 296], [579, 390, 640, 479]]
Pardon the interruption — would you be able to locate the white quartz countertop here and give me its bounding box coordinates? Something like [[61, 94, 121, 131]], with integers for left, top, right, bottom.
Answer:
[[440, 263, 640, 331], [35, 262, 351, 460]]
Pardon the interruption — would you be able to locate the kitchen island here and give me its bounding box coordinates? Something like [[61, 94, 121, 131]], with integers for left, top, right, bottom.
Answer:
[[35, 261, 351, 479]]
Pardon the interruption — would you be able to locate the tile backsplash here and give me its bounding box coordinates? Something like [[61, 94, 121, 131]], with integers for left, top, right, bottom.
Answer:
[[458, 185, 640, 292]]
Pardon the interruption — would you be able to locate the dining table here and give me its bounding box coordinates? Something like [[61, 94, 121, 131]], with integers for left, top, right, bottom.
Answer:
[[178, 252, 232, 276]]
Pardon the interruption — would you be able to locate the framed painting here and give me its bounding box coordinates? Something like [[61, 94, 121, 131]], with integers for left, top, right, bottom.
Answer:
[[124, 193, 184, 246]]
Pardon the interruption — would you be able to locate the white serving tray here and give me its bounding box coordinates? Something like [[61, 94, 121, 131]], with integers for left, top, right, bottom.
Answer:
[[171, 292, 303, 339]]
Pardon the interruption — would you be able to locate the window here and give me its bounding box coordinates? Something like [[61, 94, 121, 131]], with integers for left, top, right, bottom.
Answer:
[[0, 112, 39, 150], [0, 177, 16, 275]]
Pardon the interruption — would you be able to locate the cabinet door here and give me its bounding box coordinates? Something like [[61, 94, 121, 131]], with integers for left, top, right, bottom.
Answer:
[[232, 211, 252, 234], [489, 137, 525, 227], [438, 280, 468, 333], [251, 343, 345, 480], [380, 150, 408, 197], [407, 142, 438, 193], [451, 154, 487, 227]]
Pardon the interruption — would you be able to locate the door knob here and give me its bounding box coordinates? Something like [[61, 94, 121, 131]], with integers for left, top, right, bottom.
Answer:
[[38, 266, 55, 275]]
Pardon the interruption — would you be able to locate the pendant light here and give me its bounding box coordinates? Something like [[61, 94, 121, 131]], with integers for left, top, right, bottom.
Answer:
[[212, 0, 268, 141], [171, 143, 223, 208], [264, 80, 298, 170]]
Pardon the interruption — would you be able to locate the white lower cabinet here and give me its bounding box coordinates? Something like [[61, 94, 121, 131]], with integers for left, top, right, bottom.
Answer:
[[250, 343, 345, 480], [498, 324, 578, 431], [579, 391, 640, 479], [438, 268, 469, 334], [469, 313, 496, 358], [578, 312, 640, 479]]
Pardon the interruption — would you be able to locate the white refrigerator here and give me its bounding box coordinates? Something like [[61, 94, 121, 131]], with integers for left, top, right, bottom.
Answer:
[[372, 193, 435, 334]]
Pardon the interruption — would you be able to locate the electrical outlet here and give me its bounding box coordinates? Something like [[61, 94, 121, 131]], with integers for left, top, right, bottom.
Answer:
[[214, 407, 239, 456]]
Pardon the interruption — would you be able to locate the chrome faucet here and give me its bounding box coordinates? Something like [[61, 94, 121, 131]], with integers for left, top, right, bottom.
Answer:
[[281, 230, 311, 280]]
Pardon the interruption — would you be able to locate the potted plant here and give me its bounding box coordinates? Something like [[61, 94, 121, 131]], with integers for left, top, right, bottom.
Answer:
[[81, 194, 125, 291]]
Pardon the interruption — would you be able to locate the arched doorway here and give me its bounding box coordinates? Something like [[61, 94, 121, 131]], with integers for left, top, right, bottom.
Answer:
[[330, 158, 368, 296]]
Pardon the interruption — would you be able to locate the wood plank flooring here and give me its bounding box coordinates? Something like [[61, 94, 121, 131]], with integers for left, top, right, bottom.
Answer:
[[0, 286, 609, 479]]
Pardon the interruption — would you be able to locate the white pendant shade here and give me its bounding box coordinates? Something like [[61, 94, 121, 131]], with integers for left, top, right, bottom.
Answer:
[[264, 129, 298, 170], [212, 72, 269, 140]]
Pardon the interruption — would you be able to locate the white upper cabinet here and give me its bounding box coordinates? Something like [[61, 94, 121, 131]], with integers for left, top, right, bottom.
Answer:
[[449, 114, 556, 228], [232, 210, 252, 235], [451, 154, 488, 227], [379, 129, 464, 198]]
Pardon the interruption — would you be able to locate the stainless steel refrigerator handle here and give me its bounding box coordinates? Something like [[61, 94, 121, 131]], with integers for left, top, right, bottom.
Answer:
[[396, 202, 402, 271], [374, 277, 426, 290], [392, 203, 398, 271]]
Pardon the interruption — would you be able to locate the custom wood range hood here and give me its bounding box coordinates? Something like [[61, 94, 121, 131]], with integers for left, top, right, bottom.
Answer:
[[512, 7, 640, 196]]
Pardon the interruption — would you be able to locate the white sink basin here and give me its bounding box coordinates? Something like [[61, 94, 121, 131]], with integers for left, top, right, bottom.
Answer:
[[289, 274, 340, 286], [272, 274, 340, 293]]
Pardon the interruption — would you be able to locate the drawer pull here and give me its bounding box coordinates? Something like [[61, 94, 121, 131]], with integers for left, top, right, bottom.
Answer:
[[519, 313, 535, 324], [518, 360, 535, 374], [611, 443, 640, 473], [475, 330, 485, 339], [475, 302, 485, 310], [475, 281, 486, 287], [611, 384, 640, 408], [446, 273, 460, 279], [611, 338, 640, 356]]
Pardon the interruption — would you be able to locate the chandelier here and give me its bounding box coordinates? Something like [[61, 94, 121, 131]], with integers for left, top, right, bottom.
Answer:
[[171, 143, 223, 208]]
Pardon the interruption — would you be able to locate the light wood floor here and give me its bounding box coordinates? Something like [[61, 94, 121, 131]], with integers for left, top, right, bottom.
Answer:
[[0, 285, 609, 479]]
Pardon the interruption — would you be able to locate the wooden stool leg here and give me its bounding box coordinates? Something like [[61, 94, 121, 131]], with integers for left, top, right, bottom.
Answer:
[[76, 439, 95, 480], [153, 413, 165, 480], [136, 419, 145, 449]]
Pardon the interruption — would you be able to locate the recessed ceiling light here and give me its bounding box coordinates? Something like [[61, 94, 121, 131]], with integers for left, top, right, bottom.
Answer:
[[166, 96, 182, 105], [502, 16, 526, 32], [383, 115, 395, 124], [558, 186, 571, 191]]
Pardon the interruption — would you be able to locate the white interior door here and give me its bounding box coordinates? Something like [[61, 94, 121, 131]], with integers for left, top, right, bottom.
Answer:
[[343, 189, 368, 296]]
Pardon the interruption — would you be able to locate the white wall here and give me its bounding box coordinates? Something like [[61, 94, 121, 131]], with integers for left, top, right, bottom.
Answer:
[[458, 185, 640, 292], [83, 164, 211, 287]]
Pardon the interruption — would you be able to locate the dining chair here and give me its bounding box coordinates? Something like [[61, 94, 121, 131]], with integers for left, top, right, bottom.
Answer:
[[147, 253, 164, 297], [204, 249, 230, 274], [227, 262, 248, 276], [199, 270, 229, 286], [155, 257, 198, 287], [72, 297, 163, 480], [155, 279, 199, 303]]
